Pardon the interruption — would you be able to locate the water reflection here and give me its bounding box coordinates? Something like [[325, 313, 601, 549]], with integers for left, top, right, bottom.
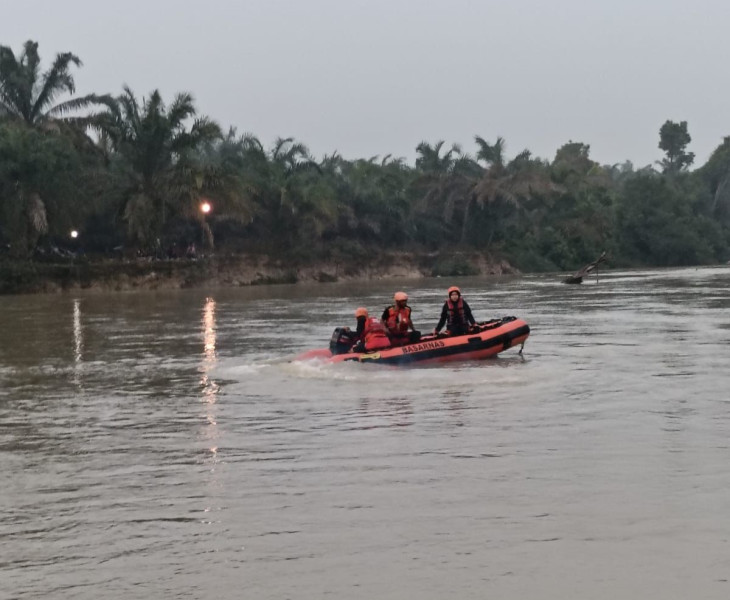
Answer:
[[200, 296, 219, 403], [72, 298, 83, 388], [200, 297, 220, 458]]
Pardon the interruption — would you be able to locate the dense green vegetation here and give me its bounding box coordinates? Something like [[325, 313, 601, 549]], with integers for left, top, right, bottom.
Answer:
[[2, 40, 730, 273]]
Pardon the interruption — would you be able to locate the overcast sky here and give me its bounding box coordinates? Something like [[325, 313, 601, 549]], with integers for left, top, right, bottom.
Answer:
[[3, 0, 729, 167]]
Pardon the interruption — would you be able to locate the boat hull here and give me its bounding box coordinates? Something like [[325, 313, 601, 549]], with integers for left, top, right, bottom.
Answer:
[[296, 317, 530, 366]]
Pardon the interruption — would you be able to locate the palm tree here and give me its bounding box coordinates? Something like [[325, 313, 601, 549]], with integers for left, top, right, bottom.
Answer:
[[195, 129, 260, 225], [473, 138, 532, 210], [263, 137, 338, 244], [414, 141, 482, 242], [0, 41, 111, 255], [332, 154, 414, 244], [98, 86, 222, 245], [469, 136, 556, 246], [415, 140, 461, 174], [0, 40, 109, 127], [474, 135, 507, 168], [414, 142, 464, 217]]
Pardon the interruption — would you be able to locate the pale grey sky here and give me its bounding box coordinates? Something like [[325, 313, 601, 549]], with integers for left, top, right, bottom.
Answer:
[[3, 0, 729, 167]]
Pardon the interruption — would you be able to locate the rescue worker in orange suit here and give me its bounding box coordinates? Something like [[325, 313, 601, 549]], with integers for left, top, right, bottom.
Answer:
[[433, 286, 476, 337], [351, 307, 391, 353], [382, 291, 421, 346]]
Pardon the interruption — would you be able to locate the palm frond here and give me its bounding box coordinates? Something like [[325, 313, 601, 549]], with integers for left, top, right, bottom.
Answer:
[[30, 51, 81, 121], [241, 132, 264, 154], [167, 92, 195, 127], [119, 85, 140, 128], [142, 90, 165, 131], [0, 43, 30, 119], [0, 86, 21, 117], [45, 92, 112, 117], [271, 137, 294, 160], [511, 149, 532, 164]]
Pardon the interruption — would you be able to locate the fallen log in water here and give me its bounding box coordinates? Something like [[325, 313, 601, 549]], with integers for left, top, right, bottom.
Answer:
[[563, 251, 607, 284]]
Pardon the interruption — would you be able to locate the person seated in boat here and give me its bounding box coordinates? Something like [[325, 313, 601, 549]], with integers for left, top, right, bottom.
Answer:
[[381, 291, 420, 346], [350, 307, 392, 353], [433, 286, 476, 337]]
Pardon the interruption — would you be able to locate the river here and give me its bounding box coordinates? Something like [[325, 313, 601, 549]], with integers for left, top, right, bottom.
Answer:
[[1, 267, 729, 599]]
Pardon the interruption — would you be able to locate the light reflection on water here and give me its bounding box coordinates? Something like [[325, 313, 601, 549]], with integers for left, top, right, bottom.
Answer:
[[200, 296, 219, 459], [1, 267, 730, 599], [72, 299, 83, 391]]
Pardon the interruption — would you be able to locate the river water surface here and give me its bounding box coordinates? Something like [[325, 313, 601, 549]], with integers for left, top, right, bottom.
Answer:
[[2, 267, 730, 599]]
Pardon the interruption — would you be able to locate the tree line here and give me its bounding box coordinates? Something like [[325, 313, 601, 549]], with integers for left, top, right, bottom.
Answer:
[[2, 40, 730, 272]]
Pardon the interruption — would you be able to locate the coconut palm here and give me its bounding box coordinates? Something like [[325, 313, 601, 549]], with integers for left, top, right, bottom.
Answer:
[[0, 40, 109, 127]]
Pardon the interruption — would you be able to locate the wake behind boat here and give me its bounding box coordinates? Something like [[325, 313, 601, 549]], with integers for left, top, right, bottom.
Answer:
[[295, 316, 530, 366]]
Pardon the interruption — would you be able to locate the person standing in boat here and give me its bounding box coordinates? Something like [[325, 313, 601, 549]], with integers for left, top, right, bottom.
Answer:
[[433, 286, 476, 336], [351, 307, 392, 353], [382, 291, 420, 346]]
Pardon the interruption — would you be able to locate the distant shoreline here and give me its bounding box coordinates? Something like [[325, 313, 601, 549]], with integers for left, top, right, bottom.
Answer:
[[0, 251, 518, 295]]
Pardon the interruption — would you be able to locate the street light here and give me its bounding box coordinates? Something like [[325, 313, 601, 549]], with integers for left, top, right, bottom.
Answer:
[[70, 230, 79, 239], [199, 201, 213, 251]]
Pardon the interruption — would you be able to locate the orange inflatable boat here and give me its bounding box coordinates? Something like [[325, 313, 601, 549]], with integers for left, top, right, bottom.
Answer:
[[295, 317, 530, 366]]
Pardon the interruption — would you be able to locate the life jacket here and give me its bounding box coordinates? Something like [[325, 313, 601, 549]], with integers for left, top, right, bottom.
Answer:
[[384, 305, 412, 334], [446, 297, 467, 330], [363, 317, 391, 350]]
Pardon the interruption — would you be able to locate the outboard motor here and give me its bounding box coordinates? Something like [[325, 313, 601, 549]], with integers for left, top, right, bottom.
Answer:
[[329, 326, 354, 355]]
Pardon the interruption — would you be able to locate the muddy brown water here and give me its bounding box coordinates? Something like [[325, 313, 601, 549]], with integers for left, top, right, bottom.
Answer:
[[2, 267, 729, 599]]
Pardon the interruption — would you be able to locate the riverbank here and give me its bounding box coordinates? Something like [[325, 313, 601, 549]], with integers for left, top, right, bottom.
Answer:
[[0, 251, 517, 294]]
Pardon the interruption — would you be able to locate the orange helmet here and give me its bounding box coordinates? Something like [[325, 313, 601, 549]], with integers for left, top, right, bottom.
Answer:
[[447, 286, 461, 295], [394, 291, 408, 302], [354, 307, 368, 318]]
